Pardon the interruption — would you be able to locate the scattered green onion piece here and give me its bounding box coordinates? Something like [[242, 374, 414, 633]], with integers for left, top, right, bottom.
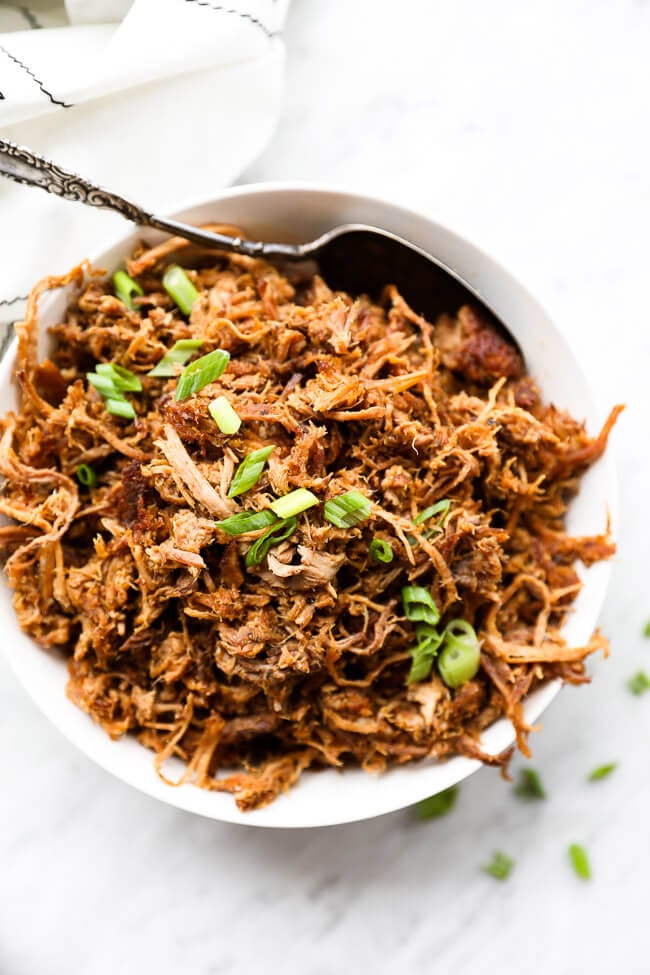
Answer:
[[270, 488, 319, 520], [482, 852, 514, 881], [414, 498, 451, 530], [163, 264, 199, 315], [113, 269, 143, 310], [95, 362, 142, 392], [323, 490, 372, 529], [407, 498, 452, 545], [438, 618, 481, 689], [216, 509, 278, 537], [644, 621, 650, 638], [87, 372, 119, 398], [105, 397, 136, 420], [228, 446, 275, 499], [569, 843, 591, 880], [588, 762, 617, 782], [86, 365, 139, 420], [414, 785, 459, 820], [627, 671, 650, 695], [245, 516, 298, 568], [402, 585, 440, 626], [209, 396, 241, 435], [369, 537, 393, 564], [76, 464, 97, 488], [407, 625, 444, 684], [148, 339, 204, 378], [514, 768, 546, 800], [175, 348, 230, 402]]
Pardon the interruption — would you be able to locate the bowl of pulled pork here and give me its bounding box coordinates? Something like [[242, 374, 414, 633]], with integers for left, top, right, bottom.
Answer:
[[0, 186, 620, 827]]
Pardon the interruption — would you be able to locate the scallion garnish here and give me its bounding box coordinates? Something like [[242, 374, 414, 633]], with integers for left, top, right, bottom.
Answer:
[[245, 516, 298, 567], [644, 621, 650, 638], [413, 498, 451, 533], [148, 339, 204, 378], [215, 509, 278, 536], [270, 488, 318, 520], [324, 490, 371, 529], [105, 398, 136, 420], [407, 624, 444, 684], [568, 843, 591, 880], [414, 785, 459, 820], [369, 537, 394, 564], [209, 396, 241, 435], [162, 264, 199, 315], [401, 586, 440, 626], [514, 768, 546, 800], [482, 852, 514, 881], [87, 372, 119, 398], [228, 446, 275, 499], [113, 269, 143, 310], [437, 619, 481, 688], [76, 464, 97, 488], [175, 348, 230, 402], [588, 763, 617, 782], [86, 363, 140, 420], [627, 671, 650, 695], [95, 362, 142, 392]]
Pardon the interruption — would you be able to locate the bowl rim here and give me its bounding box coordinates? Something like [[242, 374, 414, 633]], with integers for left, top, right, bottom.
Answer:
[[0, 181, 617, 827]]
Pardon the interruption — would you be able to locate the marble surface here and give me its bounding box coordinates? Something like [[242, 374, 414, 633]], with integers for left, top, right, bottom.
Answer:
[[1, 1, 649, 972]]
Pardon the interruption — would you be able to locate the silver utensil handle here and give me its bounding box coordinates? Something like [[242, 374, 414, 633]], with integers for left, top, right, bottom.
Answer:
[[0, 139, 147, 222], [0, 139, 304, 260]]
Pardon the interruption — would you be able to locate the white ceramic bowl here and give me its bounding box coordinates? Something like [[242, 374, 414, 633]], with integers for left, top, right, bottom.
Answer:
[[0, 185, 616, 827]]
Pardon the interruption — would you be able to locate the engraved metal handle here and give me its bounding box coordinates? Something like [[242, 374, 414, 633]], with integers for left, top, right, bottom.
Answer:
[[0, 139, 305, 260]]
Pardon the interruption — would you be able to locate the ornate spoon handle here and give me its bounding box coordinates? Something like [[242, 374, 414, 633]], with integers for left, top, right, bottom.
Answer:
[[0, 139, 302, 259]]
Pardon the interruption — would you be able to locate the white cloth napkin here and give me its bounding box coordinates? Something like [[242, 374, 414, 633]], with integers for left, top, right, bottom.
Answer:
[[0, 0, 290, 338]]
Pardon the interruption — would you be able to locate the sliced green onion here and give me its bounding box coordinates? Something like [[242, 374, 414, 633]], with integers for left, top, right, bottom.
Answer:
[[588, 762, 617, 782], [369, 537, 393, 564], [324, 490, 371, 529], [482, 852, 514, 881], [407, 499, 452, 546], [175, 348, 230, 402], [407, 624, 444, 684], [209, 396, 241, 435], [76, 464, 97, 488], [514, 768, 546, 800], [148, 339, 204, 378], [163, 264, 199, 315], [627, 670, 650, 695], [113, 269, 143, 310], [87, 372, 119, 398], [216, 509, 278, 537], [270, 488, 319, 520], [413, 498, 451, 529], [228, 446, 275, 499], [402, 585, 440, 626], [644, 620, 650, 637], [86, 368, 138, 420], [569, 843, 591, 880], [414, 785, 459, 820], [245, 516, 297, 567], [95, 362, 142, 392], [438, 619, 481, 688], [105, 397, 136, 420]]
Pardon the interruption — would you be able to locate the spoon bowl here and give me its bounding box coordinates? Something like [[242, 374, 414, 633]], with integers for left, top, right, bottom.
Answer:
[[0, 139, 510, 341]]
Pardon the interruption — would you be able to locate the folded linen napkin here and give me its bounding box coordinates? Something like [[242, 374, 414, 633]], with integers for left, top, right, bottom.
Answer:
[[0, 0, 290, 344]]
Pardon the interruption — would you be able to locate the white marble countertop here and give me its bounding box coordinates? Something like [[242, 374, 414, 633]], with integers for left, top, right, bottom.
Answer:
[[2, 1, 649, 972]]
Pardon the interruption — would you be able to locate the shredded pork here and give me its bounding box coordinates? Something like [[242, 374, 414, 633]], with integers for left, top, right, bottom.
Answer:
[[0, 236, 622, 810]]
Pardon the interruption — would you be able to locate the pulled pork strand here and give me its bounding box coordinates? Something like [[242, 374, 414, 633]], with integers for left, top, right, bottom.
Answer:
[[0, 242, 621, 810]]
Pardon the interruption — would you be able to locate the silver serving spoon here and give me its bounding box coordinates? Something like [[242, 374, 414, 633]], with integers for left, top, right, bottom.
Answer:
[[0, 139, 512, 340]]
